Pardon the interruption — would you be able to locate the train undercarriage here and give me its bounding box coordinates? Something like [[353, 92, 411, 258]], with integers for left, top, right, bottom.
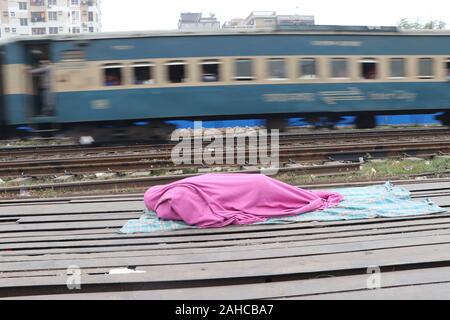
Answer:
[[2, 110, 448, 144]]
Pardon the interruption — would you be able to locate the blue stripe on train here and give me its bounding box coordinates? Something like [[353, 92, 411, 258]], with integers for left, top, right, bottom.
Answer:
[[53, 82, 450, 123], [51, 34, 450, 62]]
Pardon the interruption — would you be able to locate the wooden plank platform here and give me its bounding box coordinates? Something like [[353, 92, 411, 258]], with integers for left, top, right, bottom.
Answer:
[[2, 181, 450, 300]]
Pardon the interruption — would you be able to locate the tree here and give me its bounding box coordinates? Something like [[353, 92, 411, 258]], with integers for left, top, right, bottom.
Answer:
[[398, 18, 447, 30]]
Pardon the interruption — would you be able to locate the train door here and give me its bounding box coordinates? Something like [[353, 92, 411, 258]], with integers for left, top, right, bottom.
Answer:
[[0, 45, 6, 138], [24, 42, 54, 118]]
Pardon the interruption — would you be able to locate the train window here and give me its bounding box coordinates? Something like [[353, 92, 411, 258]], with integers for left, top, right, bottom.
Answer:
[[267, 58, 287, 80], [445, 60, 450, 81], [167, 61, 187, 83], [389, 58, 406, 78], [360, 58, 378, 80], [102, 64, 123, 86], [299, 58, 317, 79], [418, 58, 434, 79], [133, 62, 154, 85], [330, 58, 349, 78], [201, 59, 221, 82], [234, 59, 254, 81]]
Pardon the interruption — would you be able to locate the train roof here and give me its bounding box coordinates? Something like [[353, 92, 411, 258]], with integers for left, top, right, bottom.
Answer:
[[2, 25, 450, 45]]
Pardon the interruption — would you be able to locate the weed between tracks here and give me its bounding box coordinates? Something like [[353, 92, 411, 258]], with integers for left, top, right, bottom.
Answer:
[[3, 156, 450, 199], [277, 157, 450, 186]]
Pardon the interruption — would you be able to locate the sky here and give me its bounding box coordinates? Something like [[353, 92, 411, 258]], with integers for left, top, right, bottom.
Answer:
[[101, 0, 450, 32]]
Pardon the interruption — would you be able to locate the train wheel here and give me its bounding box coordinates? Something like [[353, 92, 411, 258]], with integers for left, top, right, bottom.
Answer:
[[266, 117, 288, 132], [355, 115, 376, 129], [437, 112, 450, 126]]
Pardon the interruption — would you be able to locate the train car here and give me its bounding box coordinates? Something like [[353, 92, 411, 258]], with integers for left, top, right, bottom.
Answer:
[[1, 25, 450, 140]]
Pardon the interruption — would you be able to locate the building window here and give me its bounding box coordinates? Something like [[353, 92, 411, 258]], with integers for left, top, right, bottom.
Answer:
[[201, 59, 221, 82], [71, 0, 79, 5], [4, 28, 10, 33], [31, 12, 45, 22], [102, 64, 123, 86], [48, 11, 57, 21], [10, 12, 15, 17], [48, 0, 56, 5], [267, 58, 287, 80], [234, 59, 254, 81], [133, 62, 154, 85], [71, 11, 80, 23], [49, 27, 58, 34], [390, 58, 406, 78], [331, 58, 349, 78], [30, 0, 44, 6], [72, 27, 80, 33], [3, 11, 8, 17], [89, 27, 94, 33], [418, 58, 434, 79], [299, 58, 317, 79], [166, 61, 187, 83], [31, 28, 46, 35], [20, 18, 28, 26], [360, 58, 378, 80], [88, 11, 94, 22], [12, 28, 16, 33], [19, 2, 27, 10]]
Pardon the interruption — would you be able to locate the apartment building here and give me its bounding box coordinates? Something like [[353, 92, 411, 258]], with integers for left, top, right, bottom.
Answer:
[[223, 11, 315, 29], [0, 0, 102, 39], [178, 12, 220, 31]]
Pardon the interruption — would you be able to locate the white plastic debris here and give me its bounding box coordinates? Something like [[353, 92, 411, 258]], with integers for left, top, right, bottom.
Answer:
[[109, 268, 146, 275], [79, 136, 95, 145]]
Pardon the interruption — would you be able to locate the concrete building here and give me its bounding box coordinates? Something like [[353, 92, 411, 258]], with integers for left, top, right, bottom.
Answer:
[[0, 0, 102, 39], [223, 11, 315, 29], [178, 12, 220, 31], [277, 14, 315, 26]]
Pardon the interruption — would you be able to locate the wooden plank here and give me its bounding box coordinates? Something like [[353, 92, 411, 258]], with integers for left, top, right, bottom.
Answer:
[[4, 234, 450, 273], [1, 209, 449, 240], [69, 197, 142, 204], [0, 202, 69, 207], [0, 220, 125, 233], [0, 201, 144, 217], [299, 282, 450, 300], [4, 228, 448, 263], [3, 229, 450, 270], [6, 266, 450, 300], [2, 242, 450, 289], [4, 217, 450, 251], [0, 228, 118, 240], [17, 212, 141, 224], [403, 182, 450, 192], [0, 193, 141, 205]]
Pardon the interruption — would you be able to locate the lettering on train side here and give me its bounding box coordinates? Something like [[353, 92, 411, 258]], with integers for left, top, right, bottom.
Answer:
[[319, 87, 365, 104], [91, 99, 111, 110], [368, 91, 417, 102], [311, 40, 362, 47], [263, 88, 418, 104], [111, 45, 135, 50]]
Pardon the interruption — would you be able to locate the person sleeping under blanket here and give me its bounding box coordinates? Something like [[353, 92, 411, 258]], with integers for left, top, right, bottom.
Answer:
[[144, 173, 344, 228]]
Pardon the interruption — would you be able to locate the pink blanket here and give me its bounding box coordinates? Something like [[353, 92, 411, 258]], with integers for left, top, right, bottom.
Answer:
[[144, 174, 344, 228]]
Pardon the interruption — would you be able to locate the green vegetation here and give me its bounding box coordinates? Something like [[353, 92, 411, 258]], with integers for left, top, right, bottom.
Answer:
[[278, 157, 450, 186]]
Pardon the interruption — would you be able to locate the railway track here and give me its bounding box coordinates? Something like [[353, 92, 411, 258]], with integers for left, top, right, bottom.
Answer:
[[0, 163, 361, 198], [0, 137, 449, 178], [1, 126, 450, 198], [0, 127, 449, 160]]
